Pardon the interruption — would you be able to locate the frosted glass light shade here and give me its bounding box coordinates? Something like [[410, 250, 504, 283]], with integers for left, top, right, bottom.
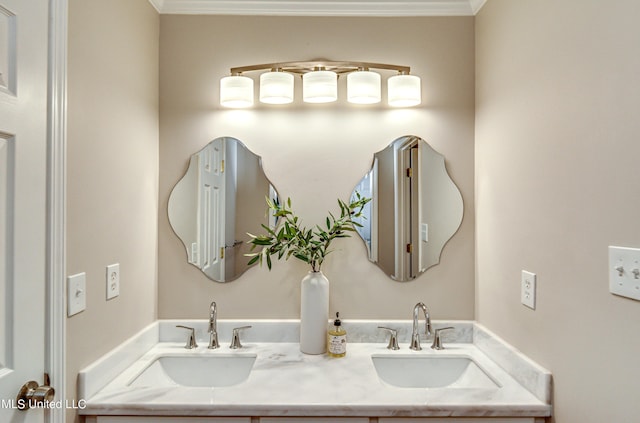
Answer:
[[260, 71, 294, 104], [220, 75, 254, 108], [388, 74, 421, 107], [303, 70, 337, 103], [347, 71, 381, 104]]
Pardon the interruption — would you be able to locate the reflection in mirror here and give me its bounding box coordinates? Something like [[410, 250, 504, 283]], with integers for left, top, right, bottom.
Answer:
[[168, 137, 279, 282], [351, 135, 463, 281]]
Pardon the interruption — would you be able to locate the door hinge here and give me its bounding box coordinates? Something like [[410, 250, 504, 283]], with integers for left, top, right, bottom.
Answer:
[[221, 159, 225, 173], [220, 247, 224, 259], [406, 167, 413, 178], [406, 243, 413, 253]]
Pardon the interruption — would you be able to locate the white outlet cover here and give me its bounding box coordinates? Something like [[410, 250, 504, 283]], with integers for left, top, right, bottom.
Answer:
[[106, 263, 120, 300], [521, 270, 536, 310], [67, 272, 86, 316], [608, 246, 640, 301]]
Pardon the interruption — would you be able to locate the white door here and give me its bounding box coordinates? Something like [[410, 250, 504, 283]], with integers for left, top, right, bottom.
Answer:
[[198, 139, 225, 281], [0, 0, 50, 421]]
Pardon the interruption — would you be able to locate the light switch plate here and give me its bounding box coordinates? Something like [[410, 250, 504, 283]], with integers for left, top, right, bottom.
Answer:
[[521, 270, 536, 309], [608, 246, 640, 301], [67, 272, 86, 316], [106, 263, 120, 300], [421, 223, 428, 242]]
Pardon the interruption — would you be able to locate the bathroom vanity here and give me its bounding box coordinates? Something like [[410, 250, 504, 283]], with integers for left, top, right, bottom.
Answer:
[[79, 321, 551, 423]]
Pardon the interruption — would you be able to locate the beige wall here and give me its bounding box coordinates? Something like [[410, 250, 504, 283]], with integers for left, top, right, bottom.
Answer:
[[66, 0, 159, 421], [158, 15, 476, 320], [476, 1, 640, 422]]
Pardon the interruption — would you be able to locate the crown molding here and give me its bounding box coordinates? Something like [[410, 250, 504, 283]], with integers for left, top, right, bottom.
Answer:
[[469, 0, 487, 14], [148, 0, 487, 16]]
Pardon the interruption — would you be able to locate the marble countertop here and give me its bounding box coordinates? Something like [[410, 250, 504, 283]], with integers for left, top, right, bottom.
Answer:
[[79, 320, 552, 418]]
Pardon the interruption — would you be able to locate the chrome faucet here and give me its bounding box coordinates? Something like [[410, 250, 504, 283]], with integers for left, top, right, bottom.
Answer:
[[208, 301, 219, 349], [410, 302, 432, 351]]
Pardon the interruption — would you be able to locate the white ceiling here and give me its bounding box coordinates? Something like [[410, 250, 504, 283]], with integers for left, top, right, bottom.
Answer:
[[148, 0, 487, 16]]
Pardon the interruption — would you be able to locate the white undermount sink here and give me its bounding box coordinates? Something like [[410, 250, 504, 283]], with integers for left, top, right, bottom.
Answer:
[[371, 354, 500, 389], [128, 354, 257, 388]]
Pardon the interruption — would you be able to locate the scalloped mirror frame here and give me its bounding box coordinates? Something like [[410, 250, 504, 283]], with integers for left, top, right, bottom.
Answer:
[[351, 135, 463, 281], [168, 137, 279, 282]]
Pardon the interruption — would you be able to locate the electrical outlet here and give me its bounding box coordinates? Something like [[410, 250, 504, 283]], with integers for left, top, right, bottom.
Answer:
[[67, 272, 86, 316], [106, 263, 120, 300], [609, 246, 640, 301], [521, 270, 536, 309]]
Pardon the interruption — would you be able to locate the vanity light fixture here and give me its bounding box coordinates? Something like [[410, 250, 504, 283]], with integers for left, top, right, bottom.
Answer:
[[220, 74, 254, 108], [388, 73, 421, 107], [259, 69, 294, 104], [303, 67, 338, 103], [347, 69, 382, 104], [219, 60, 421, 108]]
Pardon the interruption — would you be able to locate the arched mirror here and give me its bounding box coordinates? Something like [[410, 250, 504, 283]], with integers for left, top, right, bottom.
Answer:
[[168, 137, 279, 282], [351, 135, 463, 281]]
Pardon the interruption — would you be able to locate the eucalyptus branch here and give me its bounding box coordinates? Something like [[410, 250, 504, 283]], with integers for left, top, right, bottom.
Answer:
[[246, 193, 370, 272]]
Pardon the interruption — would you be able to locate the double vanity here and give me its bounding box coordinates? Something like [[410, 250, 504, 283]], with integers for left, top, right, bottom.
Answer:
[[87, 134, 553, 421], [79, 319, 552, 423]]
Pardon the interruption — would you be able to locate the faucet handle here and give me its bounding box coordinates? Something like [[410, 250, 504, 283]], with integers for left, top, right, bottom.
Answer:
[[430, 326, 454, 350], [378, 326, 400, 350], [230, 325, 252, 349], [176, 325, 198, 349]]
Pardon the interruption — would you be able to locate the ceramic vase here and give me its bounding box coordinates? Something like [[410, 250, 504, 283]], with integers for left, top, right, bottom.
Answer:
[[299, 270, 329, 354]]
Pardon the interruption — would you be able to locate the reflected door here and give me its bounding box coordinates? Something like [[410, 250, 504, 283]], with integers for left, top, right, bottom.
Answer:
[[197, 139, 225, 281], [400, 144, 420, 280], [0, 0, 49, 422]]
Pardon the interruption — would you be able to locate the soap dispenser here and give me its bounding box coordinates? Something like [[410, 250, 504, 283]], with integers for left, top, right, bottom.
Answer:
[[327, 312, 347, 358]]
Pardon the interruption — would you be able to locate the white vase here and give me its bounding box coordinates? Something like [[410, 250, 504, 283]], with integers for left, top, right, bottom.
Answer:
[[299, 270, 329, 354]]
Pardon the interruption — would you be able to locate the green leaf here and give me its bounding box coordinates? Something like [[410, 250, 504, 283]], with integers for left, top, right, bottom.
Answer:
[[266, 197, 275, 209], [338, 199, 346, 215], [251, 237, 274, 246], [247, 255, 260, 266], [260, 223, 276, 236], [294, 253, 310, 263], [266, 253, 272, 270]]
